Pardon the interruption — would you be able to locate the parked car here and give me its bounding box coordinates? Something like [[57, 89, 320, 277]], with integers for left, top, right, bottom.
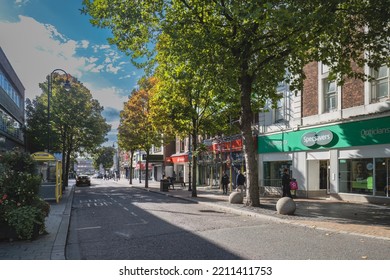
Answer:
[[76, 174, 91, 187]]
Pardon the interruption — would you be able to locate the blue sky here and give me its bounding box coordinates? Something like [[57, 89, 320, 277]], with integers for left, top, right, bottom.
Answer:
[[0, 0, 144, 145]]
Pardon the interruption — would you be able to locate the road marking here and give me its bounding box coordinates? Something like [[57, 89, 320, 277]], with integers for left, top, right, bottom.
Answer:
[[76, 226, 102, 231]]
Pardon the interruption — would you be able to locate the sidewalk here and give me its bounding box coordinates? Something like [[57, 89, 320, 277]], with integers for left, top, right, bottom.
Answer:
[[1, 178, 389, 260]]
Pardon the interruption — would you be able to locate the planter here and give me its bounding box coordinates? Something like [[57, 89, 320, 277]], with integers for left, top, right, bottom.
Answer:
[[0, 222, 18, 241], [0, 222, 41, 241]]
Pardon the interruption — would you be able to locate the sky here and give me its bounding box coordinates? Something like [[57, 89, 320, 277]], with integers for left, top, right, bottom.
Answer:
[[0, 0, 144, 146]]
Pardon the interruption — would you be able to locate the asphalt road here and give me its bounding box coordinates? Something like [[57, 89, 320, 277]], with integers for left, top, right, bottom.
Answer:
[[66, 179, 390, 260]]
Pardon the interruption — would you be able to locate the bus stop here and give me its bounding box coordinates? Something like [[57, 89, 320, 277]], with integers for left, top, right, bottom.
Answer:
[[31, 152, 62, 203]]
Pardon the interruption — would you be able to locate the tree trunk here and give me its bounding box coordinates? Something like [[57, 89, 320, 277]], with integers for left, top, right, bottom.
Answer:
[[191, 128, 197, 197], [129, 150, 134, 185], [145, 150, 149, 188], [239, 71, 260, 207]]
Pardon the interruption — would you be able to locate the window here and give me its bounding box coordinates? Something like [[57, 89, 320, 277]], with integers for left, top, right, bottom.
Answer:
[[274, 92, 285, 122], [339, 159, 373, 195], [179, 139, 185, 153], [371, 65, 389, 102], [324, 79, 337, 112]]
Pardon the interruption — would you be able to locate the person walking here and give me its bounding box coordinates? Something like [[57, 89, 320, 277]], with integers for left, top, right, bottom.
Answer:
[[236, 170, 246, 194], [282, 168, 292, 198], [221, 171, 230, 194], [289, 178, 298, 198]]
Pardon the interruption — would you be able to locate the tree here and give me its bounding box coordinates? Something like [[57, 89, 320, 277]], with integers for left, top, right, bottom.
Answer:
[[150, 33, 233, 196], [92, 146, 116, 171], [26, 74, 111, 187], [82, 0, 390, 206], [119, 77, 162, 188]]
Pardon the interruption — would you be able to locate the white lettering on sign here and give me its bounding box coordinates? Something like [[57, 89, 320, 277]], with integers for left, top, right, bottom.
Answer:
[[301, 130, 333, 147], [361, 127, 390, 137]]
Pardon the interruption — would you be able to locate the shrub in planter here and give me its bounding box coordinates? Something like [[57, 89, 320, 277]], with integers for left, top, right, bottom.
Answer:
[[0, 149, 50, 240]]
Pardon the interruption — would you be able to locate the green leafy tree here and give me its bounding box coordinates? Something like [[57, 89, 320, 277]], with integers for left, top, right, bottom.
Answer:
[[119, 77, 162, 188], [82, 0, 390, 206], [26, 74, 111, 187], [151, 33, 233, 196], [92, 146, 116, 171]]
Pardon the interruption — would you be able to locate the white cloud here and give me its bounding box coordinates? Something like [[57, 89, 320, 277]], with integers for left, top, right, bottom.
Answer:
[[0, 16, 85, 99], [0, 15, 138, 144], [106, 63, 121, 74], [15, 0, 29, 7]]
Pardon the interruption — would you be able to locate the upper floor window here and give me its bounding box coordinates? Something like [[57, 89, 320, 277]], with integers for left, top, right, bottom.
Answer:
[[324, 79, 337, 112], [0, 69, 22, 108], [371, 65, 389, 102], [179, 139, 185, 153], [274, 92, 285, 122]]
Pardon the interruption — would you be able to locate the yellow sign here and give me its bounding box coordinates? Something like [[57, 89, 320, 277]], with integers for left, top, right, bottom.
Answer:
[[31, 152, 56, 161]]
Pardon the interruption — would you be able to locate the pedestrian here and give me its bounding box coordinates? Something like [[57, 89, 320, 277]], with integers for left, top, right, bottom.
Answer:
[[221, 171, 229, 194], [282, 168, 292, 198], [236, 170, 246, 194], [289, 178, 298, 198]]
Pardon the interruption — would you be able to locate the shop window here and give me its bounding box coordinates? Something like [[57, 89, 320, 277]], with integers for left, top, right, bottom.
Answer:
[[339, 159, 373, 195], [263, 161, 292, 188]]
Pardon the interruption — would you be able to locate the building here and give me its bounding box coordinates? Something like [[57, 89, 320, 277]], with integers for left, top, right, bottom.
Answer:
[[258, 62, 390, 203], [0, 47, 25, 152]]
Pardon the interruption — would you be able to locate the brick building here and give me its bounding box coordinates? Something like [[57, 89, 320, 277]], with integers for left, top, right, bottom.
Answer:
[[258, 62, 390, 203]]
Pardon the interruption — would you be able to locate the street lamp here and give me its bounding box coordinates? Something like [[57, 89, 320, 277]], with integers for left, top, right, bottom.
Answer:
[[47, 69, 71, 153], [112, 142, 120, 180]]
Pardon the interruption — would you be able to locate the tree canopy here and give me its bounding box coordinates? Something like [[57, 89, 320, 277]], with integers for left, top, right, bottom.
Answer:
[[82, 0, 390, 206], [26, 74, 111, 185]]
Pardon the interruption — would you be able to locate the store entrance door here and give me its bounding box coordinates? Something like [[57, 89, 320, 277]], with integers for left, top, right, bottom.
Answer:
[[320, 160, 330, 195], [375, 158, 390, 197]]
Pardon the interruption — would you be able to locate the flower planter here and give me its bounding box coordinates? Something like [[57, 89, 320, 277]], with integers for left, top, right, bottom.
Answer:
[[0, 222, 18, 241], [0, 222, 41, 241]]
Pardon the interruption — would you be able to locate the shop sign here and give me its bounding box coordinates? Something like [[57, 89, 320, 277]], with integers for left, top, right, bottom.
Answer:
[[171, 155, 189, 163], [301, 130, 333, 147]]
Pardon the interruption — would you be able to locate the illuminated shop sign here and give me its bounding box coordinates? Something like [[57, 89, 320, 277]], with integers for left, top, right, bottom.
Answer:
[[301, 130, 333, 147]]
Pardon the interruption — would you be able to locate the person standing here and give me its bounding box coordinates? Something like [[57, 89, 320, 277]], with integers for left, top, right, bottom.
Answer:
[[236, 170, 246, 194], [282, 168, 292, 198], [221, 171, 230, 194]]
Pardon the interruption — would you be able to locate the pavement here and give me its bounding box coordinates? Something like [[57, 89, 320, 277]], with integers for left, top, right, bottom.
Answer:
[[1, 178, 389, 260]]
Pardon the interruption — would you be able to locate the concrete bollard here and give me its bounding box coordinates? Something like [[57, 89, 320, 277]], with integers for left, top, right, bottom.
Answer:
[[229, 191, 243, 204], [276, 197, 296, 215]]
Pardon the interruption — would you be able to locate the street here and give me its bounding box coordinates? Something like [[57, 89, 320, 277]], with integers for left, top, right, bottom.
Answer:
[[66, 179, 390, 260]]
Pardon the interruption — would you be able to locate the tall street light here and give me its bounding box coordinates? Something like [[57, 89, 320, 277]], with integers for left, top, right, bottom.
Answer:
[[112, 142, 120, 180], [47, 69, 71, 153]]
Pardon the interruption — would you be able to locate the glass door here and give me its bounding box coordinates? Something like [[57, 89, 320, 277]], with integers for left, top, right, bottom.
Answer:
[[374, 158, 390, 197], [320, 160, 330, 194]]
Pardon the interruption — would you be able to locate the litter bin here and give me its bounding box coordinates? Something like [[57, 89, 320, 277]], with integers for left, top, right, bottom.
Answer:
[[160, 179, 170, 192]]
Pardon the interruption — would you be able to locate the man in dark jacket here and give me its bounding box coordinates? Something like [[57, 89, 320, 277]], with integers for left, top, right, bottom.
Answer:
[[282, 168, 292, 198], [221, 171, 229, 194], [236, 170, 246, 194]]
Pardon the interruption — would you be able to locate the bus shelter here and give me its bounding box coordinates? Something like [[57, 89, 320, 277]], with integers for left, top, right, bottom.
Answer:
[[31, 152, 62, 203]]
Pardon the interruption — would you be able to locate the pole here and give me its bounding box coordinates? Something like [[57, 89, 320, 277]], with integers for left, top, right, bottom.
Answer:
[[230, 116, 233, 192], [47, 69, 70, 153], [188, 134, 192, 191], [47, 74, 51, 153]]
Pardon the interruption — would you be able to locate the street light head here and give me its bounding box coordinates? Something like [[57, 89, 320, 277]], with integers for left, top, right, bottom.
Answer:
[[63, 79, 71, 91]]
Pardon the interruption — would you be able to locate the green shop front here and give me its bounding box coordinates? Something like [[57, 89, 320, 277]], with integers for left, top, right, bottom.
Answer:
[[258, 116, 390, 202]]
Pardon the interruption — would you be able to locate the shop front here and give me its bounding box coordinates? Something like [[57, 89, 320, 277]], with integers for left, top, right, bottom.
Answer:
[[258, 115, 390, 202], [170, 153, 189, 184]]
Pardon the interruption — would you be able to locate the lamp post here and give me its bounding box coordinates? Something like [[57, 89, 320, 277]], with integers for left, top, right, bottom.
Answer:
[[47, 69, 71, 153], [112, 142, 120, 181]]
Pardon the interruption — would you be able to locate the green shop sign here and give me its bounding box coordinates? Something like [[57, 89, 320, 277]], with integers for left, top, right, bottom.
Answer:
[[258, 116, 390, 154]]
